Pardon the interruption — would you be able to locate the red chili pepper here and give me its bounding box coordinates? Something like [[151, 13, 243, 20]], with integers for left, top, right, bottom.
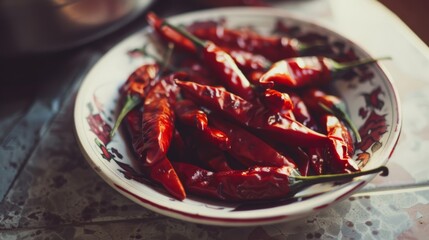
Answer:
[[288, 92, 319, 131], [173, 162, 388, 201], [225, 48, 271, 74], [307, 114, 357, 175], [120, 64, 160, 96], [110, 64, 161, 136], [320, 114, 359, 173], [259, 56, 390, 89], [260, 89, 293, 114], [133, 74, 185, 199], [189, 24, 302, 62], [175, 100, 231, 150], [123, 107, 186, 200], [194, 141, 233, 172], [209, 115, 297, 168], [177, 125, 233, 172], [176, 80, 329, 148], [178, 60, 219, 86], [325, 115, 355, 156], [141, 77, 178, 166], [147, 12, 255, 101], [302, 88, 361, 142]]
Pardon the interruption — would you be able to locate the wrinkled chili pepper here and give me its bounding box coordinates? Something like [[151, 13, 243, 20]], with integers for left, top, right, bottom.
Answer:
[[189, 24, 305, 62], [176, 80, 329, 148], [193, 140, 233, 172], [111, 42, 176, 137], [177, 125, 232, 172], [225, 48, 271, 74], [320, 114, 359, 173], [260, 88, 293, 114], [302, 88, 361, 142], [147, 12, 255, 101], [259, 56, 390, 89], [288, 91, 319, 131], [175, 100, 231, 150], [123, 107, 186, 200], [209, 115, 297, 168], [110, 63, 160, 136], [131, 74, 185, 200], [306, 114, 358, 175], [173, 162, 388, 201]]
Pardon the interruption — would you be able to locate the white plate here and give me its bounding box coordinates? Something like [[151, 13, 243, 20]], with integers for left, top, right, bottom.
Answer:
[[74, 7, 401, 226]]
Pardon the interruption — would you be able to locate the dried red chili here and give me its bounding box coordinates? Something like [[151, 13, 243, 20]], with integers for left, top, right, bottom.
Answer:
[[259, 56, 390, 89], [147, 12, 255, 101], [173, 162, 388, 201], [176, 80, 329, 148], [124, 74, 185, 200], [302, 88, 361, 142], [209, 115, 297, 168], [189, 24, 303, 62], [175, 100, 231, 150]]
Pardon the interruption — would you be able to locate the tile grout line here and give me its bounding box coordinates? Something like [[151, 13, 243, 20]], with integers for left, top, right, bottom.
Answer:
[[0, 216, 170, 232]]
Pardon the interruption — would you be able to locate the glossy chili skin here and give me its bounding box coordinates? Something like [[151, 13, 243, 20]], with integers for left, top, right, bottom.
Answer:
[[297, 88, 358, 173], [175, 100, 231, 150], [225, 48, 271, 74], [176, 80, 329, 148], [177, 125, 232, 172], [189, 24, 301, 62], [120, 63, 160, 96], [139, 75, 186, 200], [202, 42, 255, 100], [173, 162, 299, 201], [308, 114, 358, 174], [322, 114, 357, 170], [147, 12, 255, 101], [209, 116, 297, 168], [124, 106, 186, 200], [301, 88, 344, 116], [259, 56, 331, 88], [288, 92, 319, 131], [260, 89, 293, 114]]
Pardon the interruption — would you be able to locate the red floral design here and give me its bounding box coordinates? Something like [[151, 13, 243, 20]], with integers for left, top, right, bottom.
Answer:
[[87, 113, 111, 145], [357, 111, 388, 152], [363, 86, 384, 110]]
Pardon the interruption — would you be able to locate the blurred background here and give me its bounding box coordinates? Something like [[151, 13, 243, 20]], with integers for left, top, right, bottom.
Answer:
[[379, 0, 428, 46]]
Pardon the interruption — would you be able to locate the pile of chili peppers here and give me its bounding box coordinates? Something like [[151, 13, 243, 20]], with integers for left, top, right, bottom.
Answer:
[[111, 12, 389, 202]]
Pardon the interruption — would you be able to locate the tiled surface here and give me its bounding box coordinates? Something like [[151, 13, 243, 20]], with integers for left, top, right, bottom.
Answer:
[[1, 0, 429, 239]]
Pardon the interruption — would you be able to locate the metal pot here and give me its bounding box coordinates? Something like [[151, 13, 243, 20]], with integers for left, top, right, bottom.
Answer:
[[0, 0, 153, 57]]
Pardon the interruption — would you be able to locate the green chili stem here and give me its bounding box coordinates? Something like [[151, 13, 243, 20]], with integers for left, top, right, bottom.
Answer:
[[294, 166, 388, 184], [162, 21, 206, 48], [110, 44, 176, 138], [319, 102, 362, 143], [288, 166, 388, 197], [298, 41, 329, 54], [332, 56, 391, 72], [110, 94, 141, 138]]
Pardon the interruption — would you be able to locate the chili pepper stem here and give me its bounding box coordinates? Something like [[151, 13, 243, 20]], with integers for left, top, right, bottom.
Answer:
[[110, 44, 175, 138], [110, 94, 141, 138], [293, 166, 388, 184], [162, 21, 207, 49], [319, 102, 362, 142], [298, 41, 329, 54], [331, 56, 391, 72]]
